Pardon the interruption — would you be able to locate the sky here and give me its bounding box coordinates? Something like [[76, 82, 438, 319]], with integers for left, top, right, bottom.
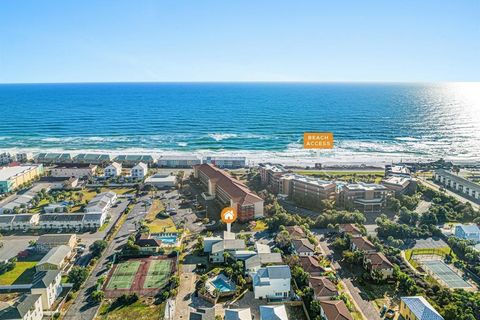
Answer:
[[0, 0, 479, 83]]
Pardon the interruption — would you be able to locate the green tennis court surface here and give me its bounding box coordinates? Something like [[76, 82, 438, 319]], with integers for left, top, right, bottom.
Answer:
[[143, 260, 172, 289], [106, 261, 141, 290], [422, 260, 471, 289]]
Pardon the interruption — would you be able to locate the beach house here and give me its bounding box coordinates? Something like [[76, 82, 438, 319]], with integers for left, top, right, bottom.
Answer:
[[252, 265, 291, 300]]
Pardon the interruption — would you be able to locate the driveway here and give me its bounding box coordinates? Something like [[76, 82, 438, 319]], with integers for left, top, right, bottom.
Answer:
[[63, 196, 150, 320]]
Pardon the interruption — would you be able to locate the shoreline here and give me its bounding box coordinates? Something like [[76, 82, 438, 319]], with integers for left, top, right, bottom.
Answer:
[[1, 147, 478, 167]]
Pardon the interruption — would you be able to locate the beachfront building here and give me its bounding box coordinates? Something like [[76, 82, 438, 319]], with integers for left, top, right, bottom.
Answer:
[[33, 153, 72, 164], [50, 164, 97, 178], [385, 164, 412, 177], [204, 156, 246, 169], [338, 183, 388, 213], [73, 153, 111, 165], [434, 169, 480, 200], [157, 155, 202, 168], [104, 162, 122, 177], [0, 165, 44, 193], [258, 163, 288, 190], [113, 154, 155, 165], [382, 175, 417, 196], [399, 296, 444, 320], [15, 153, 34, 163], [252, 265, 291, 300], [0, 294, 44, 320], [0, 152, 14, 165], [455, 224, 480, 243], [194, 163, 264, 221], [131, 162, 148, 179]]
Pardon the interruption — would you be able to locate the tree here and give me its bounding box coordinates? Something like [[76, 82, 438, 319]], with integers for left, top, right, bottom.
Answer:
[[91, 240, 108, 258], [91, 290, 104, 303], [68, 266, 89, 291]]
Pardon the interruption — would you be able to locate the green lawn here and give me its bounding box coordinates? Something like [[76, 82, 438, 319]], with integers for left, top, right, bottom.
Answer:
[[0, 262, 37, 285], [293, 170, 385, 183], [145, 200, 177, 233], [143, 260, 171, 289], [97, 299, 166, 320], [106, 261, 141, 290]]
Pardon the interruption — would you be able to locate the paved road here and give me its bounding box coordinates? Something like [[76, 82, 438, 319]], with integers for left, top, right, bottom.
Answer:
[[318, 238, 381, 320], [417, 177, 479, 210], [63, 196, 150, 320]]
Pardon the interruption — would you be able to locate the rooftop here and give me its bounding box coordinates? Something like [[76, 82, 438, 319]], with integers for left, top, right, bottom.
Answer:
[[37, 245, 71, 267], [37, 234, 76, 245], [225, 308, 252, 320], [32, 270, 61, 289], [319, 300, 353, 320], [401, 296, 444, 320], [309, 276, 338, 297], [259, 305, 288, 320], [455, 224, 480, 234], [0, 294, 42, 320], [0, 165, 39, 181]]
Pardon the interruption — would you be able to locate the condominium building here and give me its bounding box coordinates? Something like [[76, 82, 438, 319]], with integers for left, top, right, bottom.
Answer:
[[339, 183, 388, 213], [289, 174, 337, 206], [194, 163, 263, 221], [104, 162, 122, 177], [50, 164, 97, 178], [204, 156, 246, 169], [113, 154, 155, 165], [382, 175, 417, 196], [73, 153, 111, 164], [258, 163, 288, 191], [131, 162, 148, 179], [434, 169, 480, 200], [0, 165, 44, 193], [34, 153, 72, 164], [0, 152, 14, 165], [0, 294, 43, 320], [157, 155, 201, 168]]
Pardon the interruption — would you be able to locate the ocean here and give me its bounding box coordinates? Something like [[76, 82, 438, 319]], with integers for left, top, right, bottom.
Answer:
[[0, 82, 479, 165]]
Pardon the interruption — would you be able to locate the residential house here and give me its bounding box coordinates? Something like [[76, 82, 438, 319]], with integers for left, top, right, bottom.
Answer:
[[36, 245, 72, 271], [350, 237, 376, 253], [298, 256, 326, 276], [285, 226, 306, 239], [0, 294, 43, 320], [399, 296, 444, 320], [189, 307, 215, 320], [319, 300, 353, 320], [292, 238, 316, 256], [225, 308, 252, 320], [104, 162, 122, 177], [210, 239, 246, 263], [338, 224, 363, 238], [85, 191, 117, 213], [83, 213, 107, 229], [259, 305, 288, 320], [30, 270, 62, 311], [244, 252, 283, 274], [131, 162, 148, 179], [454, 224, 480, 243], [36, 234, 77, 252], [194, 163, 263, 221], [252, 265, 291, 300], [309, 276, 338, 301], [363, 252, 394, 280], [38, 214, 85, 230]]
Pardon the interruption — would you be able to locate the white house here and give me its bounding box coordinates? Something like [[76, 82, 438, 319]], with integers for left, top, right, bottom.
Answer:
[[85, 191, 117, 213], [455, 224, 480, 243], [252, 265, 291, 300], [225, 308, 252, 320], [259, 305, 288, 320], [38, 214, 85, 230], [210, 239, 246, 263], [104, 162, 122, 177], [30, 270, 62, 311], [0, 294, 43, 320], [131, 162, 148, 179], [83, 213, 107, 229]]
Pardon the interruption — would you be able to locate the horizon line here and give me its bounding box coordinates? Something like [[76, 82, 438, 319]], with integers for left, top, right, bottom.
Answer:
[[0, 80, 478, 85]]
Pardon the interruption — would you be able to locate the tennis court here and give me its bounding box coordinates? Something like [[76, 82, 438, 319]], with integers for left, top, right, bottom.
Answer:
[[105, 260, 141, 290], [143, 260, 172, 289], [422, 260, 472, 289]]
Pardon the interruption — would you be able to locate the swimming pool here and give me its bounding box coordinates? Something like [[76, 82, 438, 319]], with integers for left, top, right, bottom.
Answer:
[[156, 236, 177, 244], [207, 274, 236, 293]]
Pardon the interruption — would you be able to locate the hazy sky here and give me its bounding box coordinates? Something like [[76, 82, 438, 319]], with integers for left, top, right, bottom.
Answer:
[[1, 0, 479, 83]]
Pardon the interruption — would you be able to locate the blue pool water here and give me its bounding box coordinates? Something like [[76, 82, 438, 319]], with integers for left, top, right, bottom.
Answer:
[[155, 236, 177, 244], [211, 277, 235, 292]]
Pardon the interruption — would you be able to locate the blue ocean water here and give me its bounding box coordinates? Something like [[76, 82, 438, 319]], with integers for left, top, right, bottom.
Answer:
[[0, 83, 479, 163]]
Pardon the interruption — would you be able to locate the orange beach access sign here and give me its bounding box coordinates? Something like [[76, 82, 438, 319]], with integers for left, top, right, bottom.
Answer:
[[221, 207, 237, 224], [303, 132, 334, 149]]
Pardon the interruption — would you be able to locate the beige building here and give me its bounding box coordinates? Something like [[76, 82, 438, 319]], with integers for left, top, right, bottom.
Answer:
[[36, 245, 72, 271], [30, 270, 63, 311], [50, 164, 97, 178], [0, 165, 44, 193], [339, 183, 388, 213]]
